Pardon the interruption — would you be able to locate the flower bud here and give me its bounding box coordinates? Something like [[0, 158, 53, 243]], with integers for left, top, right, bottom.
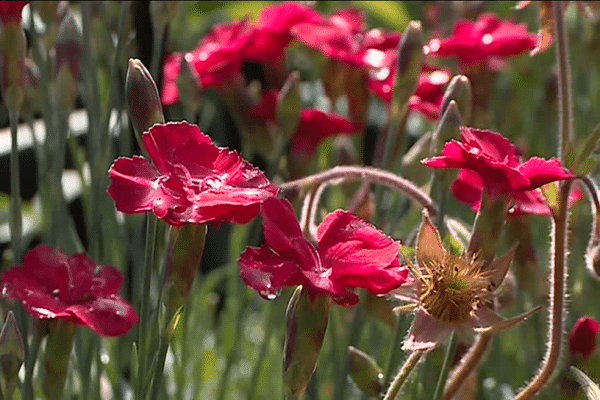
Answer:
[[126, 58, 165, 144], [569, 316, 600, 360], [163, 223, 207, 337], [431, 100, 462, 155], [348, 346, 385, 397], [440, 74, 472, 124], [344, 65, 369, 127], [322, 58, 345, 105], [0, 311, 24, 399], [284, 287, 331, 398], [0, 1, 27, 112], [176, 55, 203, 117], [54, 11, 82, 110], [392, 21, 424, 112]]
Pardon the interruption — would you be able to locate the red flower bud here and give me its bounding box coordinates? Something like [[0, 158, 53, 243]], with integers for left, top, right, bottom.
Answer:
[[570, 316, 600, 359]]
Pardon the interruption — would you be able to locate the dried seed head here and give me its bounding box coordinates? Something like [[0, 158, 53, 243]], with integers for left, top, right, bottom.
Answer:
[[417, 252, 488, 324]]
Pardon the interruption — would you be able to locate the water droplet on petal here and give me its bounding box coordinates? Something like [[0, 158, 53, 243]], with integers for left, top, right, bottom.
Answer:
[[482, 34, 493, 45]]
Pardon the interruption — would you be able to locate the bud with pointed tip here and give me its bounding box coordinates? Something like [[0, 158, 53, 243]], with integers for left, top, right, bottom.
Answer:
[[126, 58, 165, 147], [0, 1, 27, 112], [54, 11, 82, 110], [176, 55, 203, 117], [569, 316, 600, 360], [440, 74, 472, 123], [163, 223, 207, 337], [348, 346, 385, 397], [284, 287, 331, 399], [392, 21, 424, 113], [0, 311, 24, 399]]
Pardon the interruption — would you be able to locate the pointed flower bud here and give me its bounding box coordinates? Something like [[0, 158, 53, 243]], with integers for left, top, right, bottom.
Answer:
[[348, 346, 385, 397], [440, 74, 472, 123], [0, 1, 27, 112], [569, 316, 600, 360], [54, 11, 82, 109], [392, 21, 424, 111], [176, 55, 202, 116], [284, 287, 331, 398], [126, 58, 165, 144], [0, 311, 24, 399], [163, 223, 207, 336]]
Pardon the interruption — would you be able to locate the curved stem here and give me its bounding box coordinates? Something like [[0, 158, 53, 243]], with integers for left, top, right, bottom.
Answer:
[[383, 351, 424, 400], [280, 166, 438, 217], [578, 176, 600, 240], [443, 332, 493, 400], [514, 180, 572, 399]]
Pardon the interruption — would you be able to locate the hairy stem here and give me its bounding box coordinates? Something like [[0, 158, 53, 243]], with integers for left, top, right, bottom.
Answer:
[[383, 351, 424, 400], [578, 176, 600, 241], [554, 2, 573, 158], [280, 166, 438, 217], [514, 180, 572, 399]]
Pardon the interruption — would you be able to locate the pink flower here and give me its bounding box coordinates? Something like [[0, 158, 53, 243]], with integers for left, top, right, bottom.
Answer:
[[422, 127, 574, 197], [292, 7, 401, 69], [238, 197, 408, 306], [570, 316, 600, 359], [451, 169, 584, 215], [108, 122, 280, 226], [424, 13, 537, 68], [251, 91, 361, 158], [162, 18, 255, 104], [369, 62, 451, 120], [246, 2, 322, 63], [0, 1, 27, 25], [0, 246, 138, 337]]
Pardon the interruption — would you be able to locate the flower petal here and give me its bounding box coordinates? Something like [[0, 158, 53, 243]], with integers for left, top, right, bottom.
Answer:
[[470, 304, 543, 333], [403, 311, 453, 352], [517, 157, 574, 190], [68, 295, 139, 337]]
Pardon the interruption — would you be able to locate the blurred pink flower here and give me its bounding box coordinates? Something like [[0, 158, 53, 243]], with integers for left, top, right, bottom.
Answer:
[[423, 127, 573, 197], [424, 13, 537, 68], [0, 246, 138, 337], [451, 169, 584, 215], [108, 122, 279, 226], [239, 197, 407, 306], [0, 1, 27, 25]]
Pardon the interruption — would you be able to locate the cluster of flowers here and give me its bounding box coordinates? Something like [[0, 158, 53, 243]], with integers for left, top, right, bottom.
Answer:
[[2, 2, 598, 398]]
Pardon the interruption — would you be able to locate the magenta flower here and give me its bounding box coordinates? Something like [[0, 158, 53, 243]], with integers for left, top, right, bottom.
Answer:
[[0, 246, 137, 337], [239, 197, 408, 307], [451, 169, 584, 215], [570, 316, 600, 359], [0, 1, 27, 25], [369, 62, 451, 120], [246, 2, 321, 63], [422, 127, 574, 197], [108, 122, 280, 226], [162, 18, 255, 105], [424, 13, 537, 68]]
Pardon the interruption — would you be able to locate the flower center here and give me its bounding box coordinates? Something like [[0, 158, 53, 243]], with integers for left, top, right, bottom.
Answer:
[[419, 253, 487, 324]]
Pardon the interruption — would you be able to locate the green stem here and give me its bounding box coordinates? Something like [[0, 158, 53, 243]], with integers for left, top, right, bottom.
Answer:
[[432, 332, 457, 400], [137, 215, 158, 400], [246, 300, 279, 400], [8, 110, 22, 265], [333, 306, 364, 399], [22, 322, 43, 400], [383, 351, 424, 400], [384, 315, 406, 386], [149, 335, 170, 400]]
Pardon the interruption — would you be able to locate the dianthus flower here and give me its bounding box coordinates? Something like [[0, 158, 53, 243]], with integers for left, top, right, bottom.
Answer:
[[108, 122, 279, 226], [424, 12, 537, 68], [570, 316, 600, 359], [238, 197, 408, 306], [0, 245, 138, 337], [451, 169, 584, 215], [422, 127, 574, 197], [391, 213, 540, 352]]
